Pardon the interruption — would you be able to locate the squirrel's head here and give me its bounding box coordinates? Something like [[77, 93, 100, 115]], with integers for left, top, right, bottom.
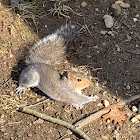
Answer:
[[67, 71, 92, 90]]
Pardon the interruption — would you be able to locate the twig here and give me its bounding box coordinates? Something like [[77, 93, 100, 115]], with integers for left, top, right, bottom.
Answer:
[[74, 94, 140, 128], [117, 94, 140, 105], [25, 99, 49, 108], [32, 16, 39, 36], [18, 107, 91, 140], [78, 24, 93, 37], [0, 78, 12, 90], [121, 20, 140, 41], [74, 110, 109, 128]]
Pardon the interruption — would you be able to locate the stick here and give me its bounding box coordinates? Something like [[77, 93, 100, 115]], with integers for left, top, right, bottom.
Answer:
[[25, 99, 49, 108], [122, 20, 140, 41], [74, 110, 109, 128], [117, 94, 140, 105], [74, 94, 140, 128], [18, 107, 91, 140], [0, 78, 12, 90]]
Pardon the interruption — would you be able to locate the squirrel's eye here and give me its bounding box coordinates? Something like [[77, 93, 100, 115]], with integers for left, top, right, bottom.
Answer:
[[77, 78, 82, 82]]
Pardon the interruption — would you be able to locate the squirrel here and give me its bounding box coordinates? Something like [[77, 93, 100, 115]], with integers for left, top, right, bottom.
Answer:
[[16, 24, 99, 109]]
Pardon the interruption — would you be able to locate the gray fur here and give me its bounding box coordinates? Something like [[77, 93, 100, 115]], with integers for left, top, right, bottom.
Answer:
[[26, 24, 78, 65], [17, 24, 99, 109]]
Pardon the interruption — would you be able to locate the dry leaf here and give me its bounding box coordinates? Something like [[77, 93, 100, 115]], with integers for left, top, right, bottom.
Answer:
[[102, 104, 128, 126]]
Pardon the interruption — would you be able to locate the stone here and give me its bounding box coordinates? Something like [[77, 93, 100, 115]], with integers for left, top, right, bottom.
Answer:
[[103, 15, 114, 28], [111, 4, 121, 17], [119, 3, 130, 8], [100, 30, 107, 35], [115, 1, 130, 8], [126, 85, 130, 89], [131, 117, 139, 123], [135, 114, 140, 120], [81, 1, 87, 7], [103, 100, 110, 107], [132, 106, 138, 113]]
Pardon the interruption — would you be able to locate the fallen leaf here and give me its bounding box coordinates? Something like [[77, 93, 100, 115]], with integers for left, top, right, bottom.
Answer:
[[102, 104, 128, 126]]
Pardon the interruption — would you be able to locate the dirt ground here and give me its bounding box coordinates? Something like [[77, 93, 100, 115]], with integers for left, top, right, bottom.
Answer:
[[0, 0, 140, 140]]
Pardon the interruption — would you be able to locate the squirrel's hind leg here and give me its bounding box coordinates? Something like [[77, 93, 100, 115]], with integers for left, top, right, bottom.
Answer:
[[16, 66, 40, 94]]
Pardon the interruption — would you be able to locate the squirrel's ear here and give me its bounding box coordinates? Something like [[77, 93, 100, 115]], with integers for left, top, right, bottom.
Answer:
[[67, 72, 73, 80]]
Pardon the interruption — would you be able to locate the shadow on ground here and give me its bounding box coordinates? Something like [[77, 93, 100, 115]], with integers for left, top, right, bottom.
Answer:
[[0, 1, 140, 139]]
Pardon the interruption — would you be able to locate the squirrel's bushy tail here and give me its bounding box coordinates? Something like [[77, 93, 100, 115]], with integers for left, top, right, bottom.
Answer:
[[55, 24, 78, 45], [26, 24, 78, 65]]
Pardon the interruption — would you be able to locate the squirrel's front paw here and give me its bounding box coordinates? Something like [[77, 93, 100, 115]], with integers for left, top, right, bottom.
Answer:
[[90, 95, 99, 102], [16, 85, 27, 94], [73, 104, 84, 110]]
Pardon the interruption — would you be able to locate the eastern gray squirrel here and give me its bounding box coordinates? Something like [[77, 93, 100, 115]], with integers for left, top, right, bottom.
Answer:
[[16, 24, 99, 109]]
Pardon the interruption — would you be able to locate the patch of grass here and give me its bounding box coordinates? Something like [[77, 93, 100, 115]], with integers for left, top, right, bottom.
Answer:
[[15, 1, 46, 34], [49, 0, 82, 18]]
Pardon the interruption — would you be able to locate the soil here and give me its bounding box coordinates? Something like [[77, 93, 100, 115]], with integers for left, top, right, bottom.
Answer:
[[0, 0, 140, 140]]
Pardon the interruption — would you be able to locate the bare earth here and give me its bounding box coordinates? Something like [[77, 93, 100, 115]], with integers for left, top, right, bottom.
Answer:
[[0, 0, 140, 140]]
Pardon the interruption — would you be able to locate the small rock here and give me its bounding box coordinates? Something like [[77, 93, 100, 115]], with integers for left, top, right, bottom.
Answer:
[[100, 30, 107, 35], [126, 85, 130, 90], [94, 45, 98, 49], [103, 15, 114, 28], [132, 106, 138, 113], [107, 119, 110, 123], [111, 4, 121, 17], [115, 1, 130, 8], [108, 31, 114, 36], [131, 117, 139, 123], [102, 42, 106, 46], [103, 91, 107, 96], [116, 46, 121, 52], [133, 18, 138, 22], [95, 8, 99, 12], [135, 114, 140, 120], [95, 82, 99, 87], [36, 98, 40, 102], [81, 1, 87, 7], [115, 1, 124, 5], [108, 31, 113, 35], [119, 3, 130, 8], [113, 129, 118, 135], [103, 100, 110, 107], [135, 14, 139, 18]]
